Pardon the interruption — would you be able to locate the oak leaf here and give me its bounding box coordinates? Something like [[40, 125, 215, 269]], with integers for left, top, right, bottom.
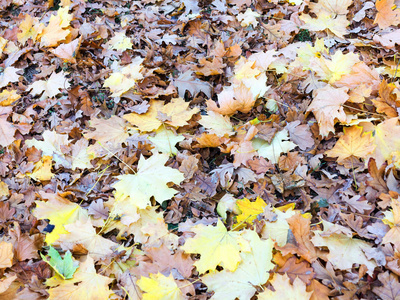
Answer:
[[113, 153, 184, 209], [172, 70, 212, 98], [372, 80, 400, 118], [33, 194, 88, 244], [236, 197, 267, 225], [286, 121, 314, 151]]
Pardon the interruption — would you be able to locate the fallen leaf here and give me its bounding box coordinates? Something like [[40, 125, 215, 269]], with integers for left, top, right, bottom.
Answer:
[[325, 126, 375, 164], [258, 273, 312, 300], [181, 220, 243, 274], [137, 273, 184, 300], [0, 241, 13, 268], [113, 153, 184, 209], [307, 85, 349, 137], [202, 230, 274, 300]]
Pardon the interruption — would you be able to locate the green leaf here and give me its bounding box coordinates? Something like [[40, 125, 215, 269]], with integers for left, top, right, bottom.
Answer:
[[41, 246, 78, 279]]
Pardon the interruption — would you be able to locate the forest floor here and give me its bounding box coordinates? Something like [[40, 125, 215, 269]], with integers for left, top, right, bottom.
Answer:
[[1, 0, 400, 299]]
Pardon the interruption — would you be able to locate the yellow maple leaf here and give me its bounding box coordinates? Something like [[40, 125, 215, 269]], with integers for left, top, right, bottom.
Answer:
[[106, 31, 133, 51], [17, 14, 42, 45], [207, 84, 258, 115], [148, 127, 184, 156], [137, 273, 184, 300], [236, 197, 267, 225], [47, 255, 113, 300], [202, 230, 274, 299], [0, 89, 21, 106], [106, 200, 178, 247], [124, 98, 199, 132], [161, 97, 200, 128], [103, 59, 144, 97], [325, 126, 376, 164], [374, 0, 400, 29], [293, 38, 328, 71], [300, 12, 349, 38], [27, 155, 54, 181], [258, 273, 312, 300], [39, 6, 72, 47], [112, 153, 184, 209], [33, 195, 88, 244], [123, 100, 164, 132], [199, 111, 234, 137], [311, 50, 359, 83], [0, 37, 7, 54], [181, 219, 243, 274]]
